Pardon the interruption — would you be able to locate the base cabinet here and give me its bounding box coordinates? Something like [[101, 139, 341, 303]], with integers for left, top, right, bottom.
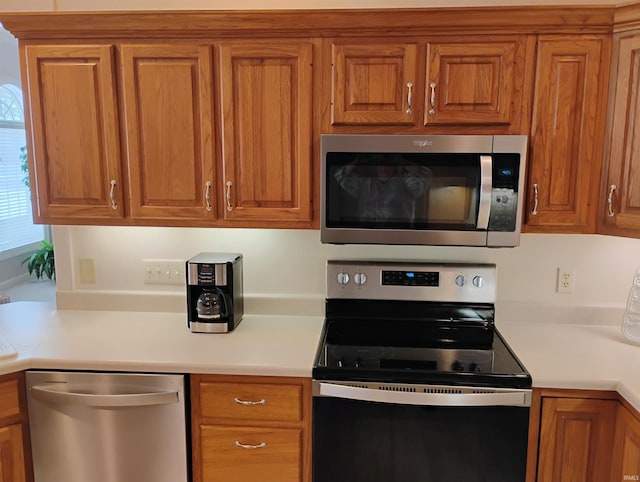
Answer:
[[612, 402, 640, 482], [191, 374, 312, 482], [0, 373, 29, 482]]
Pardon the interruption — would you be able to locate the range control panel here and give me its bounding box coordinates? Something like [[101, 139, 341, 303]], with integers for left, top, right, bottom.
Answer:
[[327, 260, 496, 304]]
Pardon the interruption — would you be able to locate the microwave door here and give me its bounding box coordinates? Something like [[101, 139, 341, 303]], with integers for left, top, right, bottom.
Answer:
[[476, 155, 493, 230]]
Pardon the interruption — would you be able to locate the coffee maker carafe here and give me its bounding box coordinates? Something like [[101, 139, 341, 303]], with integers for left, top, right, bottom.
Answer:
[[186, 253, 243, 333]]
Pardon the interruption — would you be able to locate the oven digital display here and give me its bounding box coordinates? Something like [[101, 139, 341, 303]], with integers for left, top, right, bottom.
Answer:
[[381, 270, 439, 286]]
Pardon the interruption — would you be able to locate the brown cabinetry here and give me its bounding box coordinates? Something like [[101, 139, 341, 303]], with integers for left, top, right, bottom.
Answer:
[[22, 44, 124, 223], [191, 374, 311, 482], [612, 401, 640, 482], [326, 36, 529, 133], [599, 29, 640, 236], [525, 35, 610, 233], [0, 373, 30, 482], [120, 43, 216, 223], [219, 41, 313, 225]]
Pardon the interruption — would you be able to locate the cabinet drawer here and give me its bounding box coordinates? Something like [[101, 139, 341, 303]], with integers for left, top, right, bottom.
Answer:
[[198, 381, 303, 422], [201, 425, 301, 482], [0, 380, 20, 423]]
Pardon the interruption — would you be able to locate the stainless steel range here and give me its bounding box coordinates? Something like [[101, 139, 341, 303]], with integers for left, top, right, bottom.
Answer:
[[312, 260, 532, 482]]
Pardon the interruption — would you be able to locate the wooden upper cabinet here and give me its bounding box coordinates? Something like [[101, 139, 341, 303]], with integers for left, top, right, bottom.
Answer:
[[526, 36, 610, 233], [23, 44, 124, 222], [612, 402, 640, 482], [218, 41, 313, 226], [537, 397, 617, 482], [330, 42, 418, 126], [120, 44, 216, 222], [425, 39, 522, 127], [326, 36, 527, 132], [599, 31, 640, 236]]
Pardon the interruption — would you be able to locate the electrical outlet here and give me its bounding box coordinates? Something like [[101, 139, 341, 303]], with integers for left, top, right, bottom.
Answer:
[[143, 259, 185, 285], [557, 267, 574, 293]]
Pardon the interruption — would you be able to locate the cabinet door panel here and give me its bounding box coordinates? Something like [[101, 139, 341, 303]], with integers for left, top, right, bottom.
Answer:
[[612, 404, 640, 482], [0, 424, 25, 482], [120, 44, 215, 221], [425, 41, 517, 125], [538, 397, 616, 482], [601, 33, 640, 234], [24, 44, 123, 221], [526, 36, 608, 232], [201, 425, 302, 482], [219, 42, 312, 224], [331, 42, 417, 125]]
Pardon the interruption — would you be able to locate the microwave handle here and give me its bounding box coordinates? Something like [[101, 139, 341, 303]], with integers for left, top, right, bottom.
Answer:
[[476, 155, 492, 230]]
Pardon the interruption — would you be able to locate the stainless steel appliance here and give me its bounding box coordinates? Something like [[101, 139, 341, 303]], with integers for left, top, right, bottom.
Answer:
[[26, 371, 188, 482], [320, 134, 527, 247], [186, 252, 243, 333], [313, 260, 532, 482]]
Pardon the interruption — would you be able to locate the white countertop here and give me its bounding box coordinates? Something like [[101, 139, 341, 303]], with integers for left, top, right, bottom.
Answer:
[[1, 301, 639, 411]]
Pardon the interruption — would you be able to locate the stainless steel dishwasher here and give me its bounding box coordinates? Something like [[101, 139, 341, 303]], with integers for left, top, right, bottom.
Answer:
[[26, 371, 188, 482]]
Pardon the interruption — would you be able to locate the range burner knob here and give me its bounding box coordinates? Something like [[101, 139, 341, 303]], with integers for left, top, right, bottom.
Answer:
[[451, 360, 465, 372], [337, 272, 350, 285], [472, 276, 484, 288], [354, 358, 364, 368], [354, 272, 367, 285], [337, 359, 343, 368], [469, 362, 480, 373], [455, 275, 465, 287]]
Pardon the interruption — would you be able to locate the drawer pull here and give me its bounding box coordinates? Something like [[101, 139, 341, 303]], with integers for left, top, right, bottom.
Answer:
[[234, 397, 266, 406], [235, 441, 267, 450]]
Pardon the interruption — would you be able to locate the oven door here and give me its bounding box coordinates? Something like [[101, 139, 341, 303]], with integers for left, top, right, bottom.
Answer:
[[313, 381, 531, 482]]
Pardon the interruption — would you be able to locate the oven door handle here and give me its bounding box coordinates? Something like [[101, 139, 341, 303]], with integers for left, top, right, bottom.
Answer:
[[315, 382, 531, 407]]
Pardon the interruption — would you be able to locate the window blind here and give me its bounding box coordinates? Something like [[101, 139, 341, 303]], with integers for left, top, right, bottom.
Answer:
[[0, 83, 45, 255]]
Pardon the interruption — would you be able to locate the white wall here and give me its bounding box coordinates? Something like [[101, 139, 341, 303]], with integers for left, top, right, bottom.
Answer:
[[53, 226, 640, 321]]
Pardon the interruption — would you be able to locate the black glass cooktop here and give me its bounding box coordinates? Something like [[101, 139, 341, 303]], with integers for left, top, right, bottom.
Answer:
[[313, 300, 531, 389]]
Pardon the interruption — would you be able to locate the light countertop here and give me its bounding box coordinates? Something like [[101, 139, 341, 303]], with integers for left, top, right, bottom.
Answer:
[[1, 301, 639, 411]]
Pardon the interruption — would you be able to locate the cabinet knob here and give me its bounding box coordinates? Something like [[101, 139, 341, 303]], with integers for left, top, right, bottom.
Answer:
[[428, 82, 437, 116], [205, 181, 212, 212], [406, 82, 413, 115], [531, 183, 538, 216]]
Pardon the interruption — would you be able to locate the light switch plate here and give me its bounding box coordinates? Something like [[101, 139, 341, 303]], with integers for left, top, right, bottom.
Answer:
[[143, 259, 184, 285]]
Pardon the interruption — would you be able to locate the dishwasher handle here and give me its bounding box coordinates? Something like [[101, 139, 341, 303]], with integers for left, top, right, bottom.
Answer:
[[316, 382, 531, 407], [30, 384, 179, 408]]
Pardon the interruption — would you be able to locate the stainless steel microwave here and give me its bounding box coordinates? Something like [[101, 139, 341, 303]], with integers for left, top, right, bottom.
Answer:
[[320, 134, 527, 247]]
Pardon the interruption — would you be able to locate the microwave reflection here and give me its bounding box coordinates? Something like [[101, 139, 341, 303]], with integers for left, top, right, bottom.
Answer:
[[333, 153, 432, 225]]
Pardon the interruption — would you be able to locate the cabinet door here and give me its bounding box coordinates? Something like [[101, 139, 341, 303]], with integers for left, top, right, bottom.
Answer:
[[0, 424, 25, 482], [526, 36, 609, 233], [537, 397, 617, 482], [612, 403, 640, 482], [424, 39, 521, 126], [23, 44, 123, 222], [330, 42, 418, 125], [120, 44, 216, 222], [219, 41, 313, 225], [200, 425, 302, 482], [599, 32, 640, 236]]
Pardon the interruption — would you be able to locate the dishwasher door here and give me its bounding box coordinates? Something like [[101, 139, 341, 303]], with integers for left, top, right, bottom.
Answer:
[[26, 371, 188, 482]]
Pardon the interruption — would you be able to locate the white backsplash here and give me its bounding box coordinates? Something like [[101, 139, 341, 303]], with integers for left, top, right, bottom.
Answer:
[[53, 225, 640, 321]]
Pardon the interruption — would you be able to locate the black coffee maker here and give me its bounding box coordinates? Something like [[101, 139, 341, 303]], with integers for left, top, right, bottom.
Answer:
[[186, 253, 243, 333]]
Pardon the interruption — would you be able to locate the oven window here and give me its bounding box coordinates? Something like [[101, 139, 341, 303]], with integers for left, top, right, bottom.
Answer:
[[313, 397, 529, 482], [325, 152, 482, 230]]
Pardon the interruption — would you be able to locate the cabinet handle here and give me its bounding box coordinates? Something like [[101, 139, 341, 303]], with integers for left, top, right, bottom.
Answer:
[[226, 181, 234, 212], [234, 397, 266, 406], [205, 181, 212, 212], [406, 82, 413, 115], [428, 82, 436, 116], [235, 441, 267, 450], [531, 183, 538, 216], [607, 184, 617, 217], [109, 180, 118, 210]]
